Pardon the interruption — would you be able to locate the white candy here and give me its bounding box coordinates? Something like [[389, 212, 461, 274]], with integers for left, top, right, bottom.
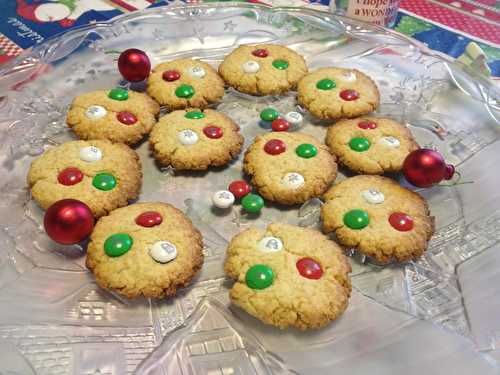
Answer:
[[85, 105, 107, 120], [79, 146, 102, 162], [150, 241, 177, 263], [258, 236, 283, 253], [282, 172, 305, 189], [212, 190, 235, 209], [379, 136, 400, 148], [178, 129, 199, 145], [284, 111, 303, 126], [242, 61, 260, 74], [361, 189, 385, 204], [341, 71, 357, 82], [188, 66, 206, 78]]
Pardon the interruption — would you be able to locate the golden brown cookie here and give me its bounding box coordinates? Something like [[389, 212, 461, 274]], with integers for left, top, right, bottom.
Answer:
[[27, 140, 141, 218], [147, 59, 225, 109], [224, 223, 351, 330], [298, 68, 380, 120], [66, 89, 160, 145], [219, 44, 308, 96], [325, 116, 419, 174], [243, 132, 337, 205], [86, 202, 203, 299], [149, 109, 244, 170], [321, 175, 434, 264]]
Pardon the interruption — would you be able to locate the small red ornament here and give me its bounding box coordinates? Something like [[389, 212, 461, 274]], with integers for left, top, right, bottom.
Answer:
[[203, 126, 223, 139], [252, 49, 269, 58], [118, 48, 151, 82], [116, 111, 137, 125], [44, 199, 94, 245], [58, 167, 83, 186], [389, 212, 414, 232], [358, 120, 377, 129], [340, 89, 359, 101], [402, 149, 455, 188], [136, 211, 163, 227], [271, 119, 290, 132], [162, 70, 181, 82], [228, 180, 251, 199], [264, 139, 286, 155], [296, 258, 323, 280]]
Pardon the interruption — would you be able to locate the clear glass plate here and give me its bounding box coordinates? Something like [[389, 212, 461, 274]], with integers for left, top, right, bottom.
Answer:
[[0, 4, 499, 374]]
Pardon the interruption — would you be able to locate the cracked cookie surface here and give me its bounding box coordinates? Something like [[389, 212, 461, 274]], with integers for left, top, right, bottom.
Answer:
[[27, 140, 141, 218], [219, 44, 308, 95], [150, 109, 244, 170], [67, 89, 160, 145], [86, 202, 203, 299], [298, 68, 379, 120], [224, 223, 351, 330], [321, 175, 434, 264], [325, 116, 419, 174], [243, 132, 337, 205], [147, 59, 225, 109]]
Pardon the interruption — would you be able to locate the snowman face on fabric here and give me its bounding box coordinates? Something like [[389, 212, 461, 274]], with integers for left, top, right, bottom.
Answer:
[[34, 3, 71, 22]]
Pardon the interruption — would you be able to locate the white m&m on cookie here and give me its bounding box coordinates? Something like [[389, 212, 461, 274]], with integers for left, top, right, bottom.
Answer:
[[212, 190, 235, 209], [258, 236, 283, 253], [178, 129, 199, 145], [188, 66, 206, 78], [79, 146, 102, 162], [85, 105, 107, 120], [150, 241, 177, 263], [362, 188, 385, 204], [282, 172, 305, 189], [379, 136, 400, 148], [242, 61, 260, 74], [340, 71, 357, 82]]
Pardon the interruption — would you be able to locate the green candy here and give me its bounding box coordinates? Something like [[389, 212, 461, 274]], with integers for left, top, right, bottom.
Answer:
[[344, 209, 370, 230], [104, 233, 133, 257], [108, 88, 128, 101], [175, 84, 195, 99], [260, 108, 279, 122], [246, 264, 274, 290], [316, 78, 336, 90], [185, 110, 205, 119], [296, 143, 317, 159], [272, 59, 289, 70], [92, 173, 116, 191], [241, 193, 264, 213], [349, 137, 371, 152]]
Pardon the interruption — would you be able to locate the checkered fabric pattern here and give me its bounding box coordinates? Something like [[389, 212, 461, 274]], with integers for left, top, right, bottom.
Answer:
[[0, 33, 22, 57]]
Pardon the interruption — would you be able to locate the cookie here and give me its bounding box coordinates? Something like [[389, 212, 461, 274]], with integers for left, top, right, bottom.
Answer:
[[147, 59, 225, 109], [27, 140, 142, 218], [219, 44, 308, 96], [243, 132, 337, 205], [325, 116, 419, 174], [298, 68, 380, 120], [86, 202, 203, 299], [321, 175, 434, 263], [150, 109, 244, 170], [224, 223, 351, 330], [67, 89, 160, 145]]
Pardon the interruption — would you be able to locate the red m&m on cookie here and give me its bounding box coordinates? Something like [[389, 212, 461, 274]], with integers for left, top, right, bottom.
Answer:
[[296, 258, 323, 280], [228, 180, 251, 199], [136, 211, 163, 227], [358, 120, 377, 129], [203, 126, 223, 139], [58, 167, 83, 186], [264, 139, 286, 155], [389, 212, 414, 231], [117, 111, 137, 125], [162, 70, 180, 82], [252, 49, 269, 58], [340, 89, 359, 101], [271, 119, 290, 132]]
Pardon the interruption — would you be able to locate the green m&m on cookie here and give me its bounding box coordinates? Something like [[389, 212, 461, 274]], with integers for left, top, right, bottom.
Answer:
[[316, 78, 336, 90], [246, 264, 274, 289], [175, 84, 195, 99], [272, 59, 289, 70], [185, 110, 205, 119], [344, 209, 369, 229], [104, 233, 133, 257], [92, 173, 117, 191], [108, 88, 128, 101], [349, 137, 371, 152], [296, 143, 317, 159]]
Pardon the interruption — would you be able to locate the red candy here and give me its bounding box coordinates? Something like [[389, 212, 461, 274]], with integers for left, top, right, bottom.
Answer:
[[264, 139, 286, 155], [162, 70, 181, 82], [252, 49, 269, 58], [203, 126, 223, 139], [296, 258, 323, 280], [271, 119, 290, 132], [58, 167, 83, 186], [358, 120, 377, 129], [116, 111, 137, 125], [389, 212, 414, 232], [228, 180, 251, 199], [340, 89, 359, 101], [136, 211, 163, 227]]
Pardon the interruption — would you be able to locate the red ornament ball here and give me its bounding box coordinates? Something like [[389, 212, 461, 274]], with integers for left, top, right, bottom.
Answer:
[[136, 211, 163, 227], [162, 70, 180, 82], [271, 118, 290, 132], [228, 180, 251, 199], [296, 258, 323, 280], [203, 126, 223, 139], [118, 48, 151, 82], [58, 167, 83, 186], [116, 111, 137, 125], [44, 199, 94, 245], [402, 149, 455, 188], [388, 212, 414, 232], [264, 139, 286, 155]]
